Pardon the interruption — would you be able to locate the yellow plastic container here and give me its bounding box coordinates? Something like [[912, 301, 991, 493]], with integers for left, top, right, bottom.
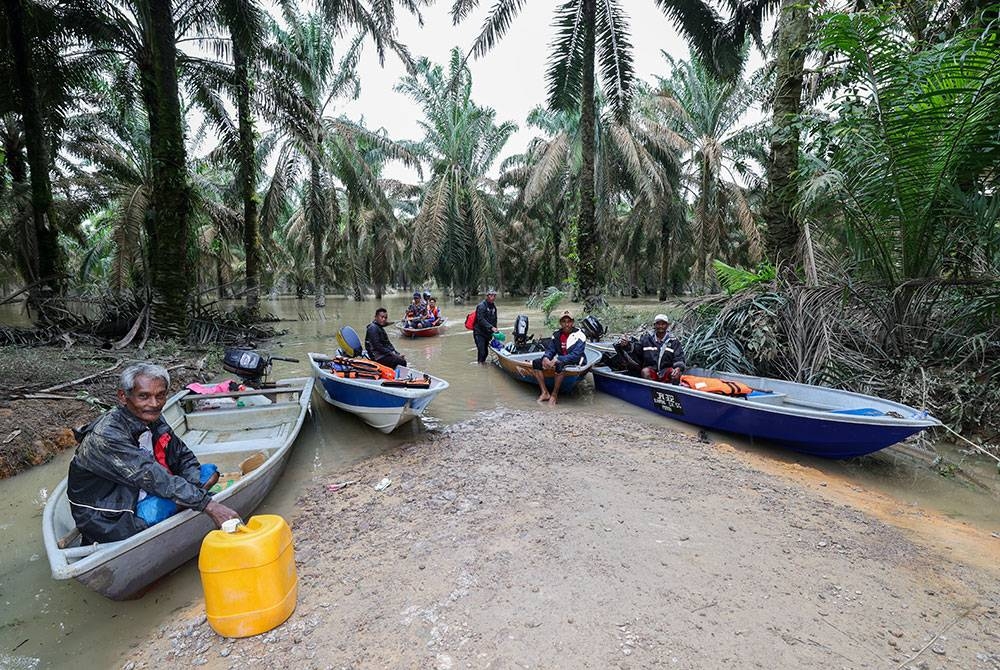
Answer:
[[199, 514, 298, 638]]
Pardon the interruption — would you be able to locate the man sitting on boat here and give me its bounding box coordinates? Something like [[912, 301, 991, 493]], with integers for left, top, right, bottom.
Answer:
[[530, 310, 587, 405], [421, 296, 442, 327], [66, 363, 240, 543], [366, 307, 408, 369], [620, 313, 686, 384], [404, 291, 427, 328]]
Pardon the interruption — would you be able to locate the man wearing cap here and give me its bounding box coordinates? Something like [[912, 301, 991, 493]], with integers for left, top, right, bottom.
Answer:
[[473, 288, 499, 364], [622, 314, 686, 383], [404, 291, 426, 329], [531, 310, 587, 404]]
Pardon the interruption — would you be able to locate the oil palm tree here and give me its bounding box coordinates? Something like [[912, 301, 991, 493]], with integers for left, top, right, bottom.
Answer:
[[653, 51, 764, 292], [397, 48, 516, 299], [451, 0, 772, 309]]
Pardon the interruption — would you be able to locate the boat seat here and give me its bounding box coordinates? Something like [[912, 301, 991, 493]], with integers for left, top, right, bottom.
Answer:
[[746, 391, 787, 405], [189, 437, 279, 456], [781, 397, 839, 411]]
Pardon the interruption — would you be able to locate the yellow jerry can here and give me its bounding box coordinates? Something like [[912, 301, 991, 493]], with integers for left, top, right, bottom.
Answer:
[[199, 514, 298, 638]]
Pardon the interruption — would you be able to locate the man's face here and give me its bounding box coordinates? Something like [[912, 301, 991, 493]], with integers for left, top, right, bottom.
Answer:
[[118, 375, 168, 424], [654, 320, 669, 338], [429, 300, 436, 309], [486, 293, 496, 303], [560, 318, 574, 333], [376, 311, 388, 325]]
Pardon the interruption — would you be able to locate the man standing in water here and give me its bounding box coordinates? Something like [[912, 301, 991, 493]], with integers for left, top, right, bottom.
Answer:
[[473, 288, 499, 364], [366, 307, 408, 369], [67, 363, 240, 543]]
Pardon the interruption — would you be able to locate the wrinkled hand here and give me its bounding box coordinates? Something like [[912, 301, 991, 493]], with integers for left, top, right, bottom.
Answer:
[[542, 357, 556, 371], [202, 471, 220, 490], [204, 500, 240, 529]]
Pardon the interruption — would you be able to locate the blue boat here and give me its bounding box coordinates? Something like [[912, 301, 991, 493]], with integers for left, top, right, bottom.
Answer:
[[308, 353, 449, 433], [492, 345, 602, 394], [590, 357, 940, 458]]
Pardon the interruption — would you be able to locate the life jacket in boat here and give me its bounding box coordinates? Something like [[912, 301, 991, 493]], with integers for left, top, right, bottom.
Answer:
[[326, 356, 396, 380], [680, 375, 753, 397]]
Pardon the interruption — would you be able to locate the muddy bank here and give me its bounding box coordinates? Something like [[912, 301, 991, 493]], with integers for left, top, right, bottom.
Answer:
[[0, 345, 215, 478], [121, 410, 1000, 669]]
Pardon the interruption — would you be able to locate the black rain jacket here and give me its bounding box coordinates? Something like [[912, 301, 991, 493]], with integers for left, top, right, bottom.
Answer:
[[67, 407, 211, 543], [365, 320, 400, 362], [474, 300, 498, 337], [625, 330, 686, 372]]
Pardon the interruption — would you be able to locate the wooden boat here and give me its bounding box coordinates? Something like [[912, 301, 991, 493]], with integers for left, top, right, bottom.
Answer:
[[42, 377, 314, 600], [590, 358, 940, 458], [492, 344, 602, 394], [398, 319, 447, 338], [308, 353, 449, 433]]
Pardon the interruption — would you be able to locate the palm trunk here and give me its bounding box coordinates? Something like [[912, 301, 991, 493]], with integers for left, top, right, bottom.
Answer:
[[233, 40, 260, 311], [4, 0, 63, 317], [762, 0, 810, 274], [578, 0, 599, 311], [659, 209, 671, 301], [348, 198, 363, 301], [140, 0, 191, 338], [310, 160, 325, 307]]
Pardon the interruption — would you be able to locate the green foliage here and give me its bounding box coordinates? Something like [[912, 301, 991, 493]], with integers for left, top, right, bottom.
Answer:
[[713, 260, 776, 294]]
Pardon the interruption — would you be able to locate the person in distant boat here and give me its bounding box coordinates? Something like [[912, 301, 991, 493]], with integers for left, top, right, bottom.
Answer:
[[422, 296, 442, 327], [404, 291, 426, 328], [531, 310, 587, 405], [366, 307, 408, 369], [473, 288, 499, 364], [67, 363, 240, 544], [620, 313, 686, 383]]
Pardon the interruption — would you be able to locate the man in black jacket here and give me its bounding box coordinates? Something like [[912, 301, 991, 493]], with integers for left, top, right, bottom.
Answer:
[[67, 363, 239, 543], [365, 307, 407, 368], [620, 313, 686, 383], [473, 288, 499, 364]]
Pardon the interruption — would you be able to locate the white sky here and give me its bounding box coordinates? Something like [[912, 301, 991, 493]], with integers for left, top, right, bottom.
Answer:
[[337, 2, 712, 180]]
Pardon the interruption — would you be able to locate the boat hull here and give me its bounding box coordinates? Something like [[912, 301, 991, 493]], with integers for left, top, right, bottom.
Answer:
[[42, 378, 314, 599], [591, 365, 938, 458], [309, 354, 448, 433], [492, 347, 601, 394], [398, 320, 446, 338]]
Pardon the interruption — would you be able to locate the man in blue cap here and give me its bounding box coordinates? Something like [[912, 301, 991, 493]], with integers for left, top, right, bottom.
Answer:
[[404, 291, 426, 328]]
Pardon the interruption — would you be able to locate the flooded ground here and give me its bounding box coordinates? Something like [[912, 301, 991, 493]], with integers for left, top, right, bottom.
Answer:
[[1, 294, 998, 669]]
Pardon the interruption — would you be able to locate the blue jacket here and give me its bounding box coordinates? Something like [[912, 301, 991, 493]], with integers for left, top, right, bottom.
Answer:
[[544, 327, 587, 366]]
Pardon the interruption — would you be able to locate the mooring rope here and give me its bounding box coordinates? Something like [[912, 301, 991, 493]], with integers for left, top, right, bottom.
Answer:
[[939, 422, 1000, 467]]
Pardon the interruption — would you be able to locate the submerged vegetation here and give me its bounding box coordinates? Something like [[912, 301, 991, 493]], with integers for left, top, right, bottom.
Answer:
[[0, 1, 997, 438]]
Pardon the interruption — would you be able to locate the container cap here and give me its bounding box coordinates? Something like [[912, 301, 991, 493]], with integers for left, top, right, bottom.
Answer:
[[222, 519, 243, 533]]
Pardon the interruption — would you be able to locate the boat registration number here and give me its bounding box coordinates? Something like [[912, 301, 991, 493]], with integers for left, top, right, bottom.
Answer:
[[651, 389, 684, 415]]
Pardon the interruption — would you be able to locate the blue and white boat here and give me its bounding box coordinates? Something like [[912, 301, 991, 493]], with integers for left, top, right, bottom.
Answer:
[[590, 357, 940, 458], [308, 352, 449, 433]]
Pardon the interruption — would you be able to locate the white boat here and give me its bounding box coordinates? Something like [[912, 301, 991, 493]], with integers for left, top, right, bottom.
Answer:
[[308, 352, 449, 433], [42, 377, 313, 600]]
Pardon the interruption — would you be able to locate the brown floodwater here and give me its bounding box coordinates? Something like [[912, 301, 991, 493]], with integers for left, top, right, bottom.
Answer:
[[1, 294, 997, 669]]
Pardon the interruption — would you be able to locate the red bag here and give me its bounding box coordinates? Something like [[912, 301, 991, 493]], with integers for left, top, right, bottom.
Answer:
[[464, 310, 476, 330]]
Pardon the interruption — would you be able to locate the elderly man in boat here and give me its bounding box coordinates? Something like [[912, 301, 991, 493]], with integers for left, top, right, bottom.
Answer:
[[530, 310, 587, 405], [619, 313, 686, 384], [66, 363, 240, 544]]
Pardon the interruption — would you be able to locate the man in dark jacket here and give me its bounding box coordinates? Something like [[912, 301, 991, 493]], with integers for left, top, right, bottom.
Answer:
[[67, 363, 239, 543], [621, 313, 686, 383], [531, 310, 587, 404], [473, 288, 499, 364], [365, 307, 407, 368]]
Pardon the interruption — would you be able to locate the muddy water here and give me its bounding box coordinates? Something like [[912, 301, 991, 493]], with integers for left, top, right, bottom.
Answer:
[[1, 294, 998, 669]]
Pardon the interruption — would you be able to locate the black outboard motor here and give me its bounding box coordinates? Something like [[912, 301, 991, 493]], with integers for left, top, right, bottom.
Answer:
[[513, 314, 530, 347], [222, 348, 299, 387], [579, 315, 605, 341]]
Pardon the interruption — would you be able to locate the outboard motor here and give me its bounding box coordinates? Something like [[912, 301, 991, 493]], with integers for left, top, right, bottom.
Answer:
[[513, 314, 530, 347], [580, 315, 605, 341], [222, 348, 298, 387]]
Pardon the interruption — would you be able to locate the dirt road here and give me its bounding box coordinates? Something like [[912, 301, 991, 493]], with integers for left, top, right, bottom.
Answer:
[[121, 410, 1000, 669]]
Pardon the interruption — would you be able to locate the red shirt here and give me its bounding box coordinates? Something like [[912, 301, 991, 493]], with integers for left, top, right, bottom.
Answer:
[[559, 331, 570, 355]]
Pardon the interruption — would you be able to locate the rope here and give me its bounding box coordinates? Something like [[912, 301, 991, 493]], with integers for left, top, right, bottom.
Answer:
[[939, 423, 1000, 466]]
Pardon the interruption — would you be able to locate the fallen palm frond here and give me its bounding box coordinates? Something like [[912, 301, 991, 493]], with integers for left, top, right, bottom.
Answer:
[[680, 276, 1000, 438]]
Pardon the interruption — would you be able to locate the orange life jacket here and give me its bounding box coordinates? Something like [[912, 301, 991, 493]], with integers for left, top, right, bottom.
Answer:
[[680, 375, 752, 397]]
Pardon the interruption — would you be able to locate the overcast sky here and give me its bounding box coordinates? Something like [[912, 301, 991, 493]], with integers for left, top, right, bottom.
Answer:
[[336, 3, 719, 180]]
